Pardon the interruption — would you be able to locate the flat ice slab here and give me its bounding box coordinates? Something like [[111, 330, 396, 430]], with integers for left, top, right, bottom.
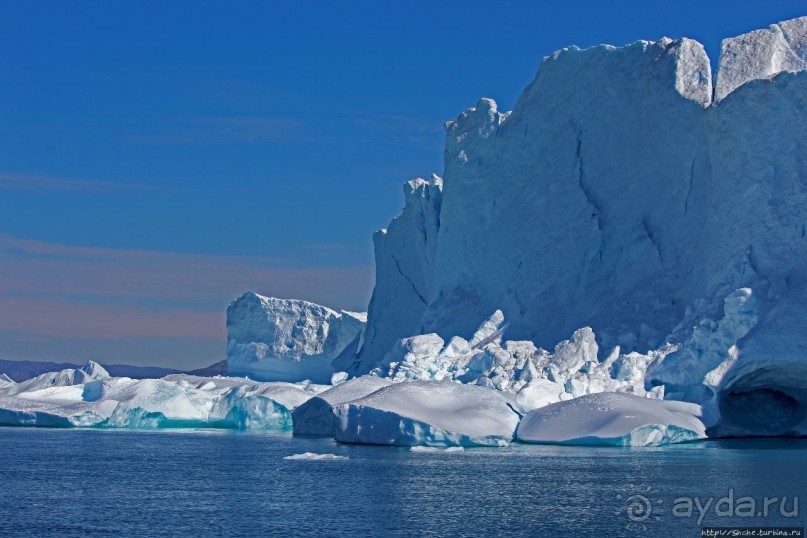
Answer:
[[334, 380, 520, 447], [516, 392, 706, 447]]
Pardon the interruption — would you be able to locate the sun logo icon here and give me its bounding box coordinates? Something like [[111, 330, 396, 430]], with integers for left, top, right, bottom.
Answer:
[[614, 484, 663, 532]]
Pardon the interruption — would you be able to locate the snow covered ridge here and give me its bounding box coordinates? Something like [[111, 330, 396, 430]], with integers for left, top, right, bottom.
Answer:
[[226, 292, 366, 384]]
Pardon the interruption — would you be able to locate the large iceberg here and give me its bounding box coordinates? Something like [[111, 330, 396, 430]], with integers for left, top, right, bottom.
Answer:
[[343, 16, 807, 438], [516, 392, 707, 447], [334, 380, 520, 447], [0, 362, 326, 429], [226, 292, 366, 383]]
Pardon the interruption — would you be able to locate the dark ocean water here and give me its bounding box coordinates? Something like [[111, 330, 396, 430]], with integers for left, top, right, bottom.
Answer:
[[0, 428, 804, 537]]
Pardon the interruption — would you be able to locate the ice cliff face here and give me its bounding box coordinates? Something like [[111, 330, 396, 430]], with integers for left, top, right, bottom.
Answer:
[[226, 292, 366, 383], [364, 38, 716, 364], [429, 38, 718, 351], [348, 176, 442, 376], [356, 17, 807, 437]]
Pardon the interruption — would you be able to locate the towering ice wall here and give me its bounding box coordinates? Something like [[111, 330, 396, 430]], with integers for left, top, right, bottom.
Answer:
[[358, 17, 807, 436], [425, 37, 713, 350], [347, 176, 442, 376]]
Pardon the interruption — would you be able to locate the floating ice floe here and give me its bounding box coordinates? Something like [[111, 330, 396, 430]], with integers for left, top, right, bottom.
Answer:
[[334, 380, 520, 447], [516, 392, 706, 447]]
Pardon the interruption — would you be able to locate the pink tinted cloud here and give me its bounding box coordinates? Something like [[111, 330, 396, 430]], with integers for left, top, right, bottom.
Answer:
[[0, 173, 166, 192], [0, 297, 225, 340], [0, 234, 374, 341]]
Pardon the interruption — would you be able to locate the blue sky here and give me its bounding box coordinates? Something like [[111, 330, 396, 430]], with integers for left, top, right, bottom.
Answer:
[[1, 1, 804, 368]]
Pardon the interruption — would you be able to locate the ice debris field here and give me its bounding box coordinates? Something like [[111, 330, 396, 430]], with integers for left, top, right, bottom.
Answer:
[[4, 17, 807, 447], [0, 360, 705, 447]]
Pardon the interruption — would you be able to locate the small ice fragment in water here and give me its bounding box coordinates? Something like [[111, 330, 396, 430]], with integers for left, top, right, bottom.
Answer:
[[283, 452, 349, 461], [410, 446, 465, 453]]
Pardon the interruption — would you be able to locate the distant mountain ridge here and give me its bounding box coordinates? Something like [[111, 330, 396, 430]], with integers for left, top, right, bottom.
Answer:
[[0, 359, 226, 383]]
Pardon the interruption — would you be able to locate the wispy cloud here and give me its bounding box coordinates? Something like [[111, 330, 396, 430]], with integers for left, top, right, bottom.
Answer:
[[0, 234, 374, 343], [119, 109, 443, 150], [348, 112, 444, 150], [0, 173, 167, 193], [121, 116, 308, 145], [0, 298, 224, 340], [296, 243, 369, 253]]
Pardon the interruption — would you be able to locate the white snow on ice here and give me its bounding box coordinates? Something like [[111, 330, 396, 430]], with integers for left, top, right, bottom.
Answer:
[[334, 380, 519, 447], [516, 392, 706, 447], [0, 362, 327, 429], [292, 375, 392, 436]]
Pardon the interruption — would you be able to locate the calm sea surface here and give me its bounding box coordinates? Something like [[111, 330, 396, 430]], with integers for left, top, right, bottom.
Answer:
[[0, 428, 804, 537]]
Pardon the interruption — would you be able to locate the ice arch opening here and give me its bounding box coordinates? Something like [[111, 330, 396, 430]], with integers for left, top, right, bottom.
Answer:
[[717, 367, 807, 436]]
